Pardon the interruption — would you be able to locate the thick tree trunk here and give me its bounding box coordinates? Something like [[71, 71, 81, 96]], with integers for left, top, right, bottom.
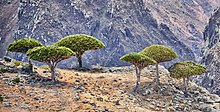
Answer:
[[186, 77, 189, 86], [133, 66, 140, 93], [183, 78, 188, 97], [28, 58, 33, 72], [155, 63, 160, 86], [50, 65, 56, 82], [76, 52, 83, 68]]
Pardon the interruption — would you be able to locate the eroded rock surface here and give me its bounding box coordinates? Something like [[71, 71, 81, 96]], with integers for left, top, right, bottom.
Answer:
[[193, 8, 220, 96]]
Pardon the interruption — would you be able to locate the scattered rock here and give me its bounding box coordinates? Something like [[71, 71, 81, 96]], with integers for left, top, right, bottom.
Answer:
[[142, 89, 153, 95], [198, 104, 214, 112], [115, 100, 120, 105], [97, 96, 103, 101], [0, 61, 4, 65], [75, 73, 79, 76], [89, 102, 96, 108], [3, 56, 12, 62], [75, 80, 80, 82]]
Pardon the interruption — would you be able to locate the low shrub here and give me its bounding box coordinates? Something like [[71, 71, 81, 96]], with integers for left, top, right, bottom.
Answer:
[[0, 68, 7, 73], [12, 78, 20, 83], [12, 61, 22, 66], [23, 63, 30, 67], [0, 94, 3, 103], [39, 65, 50, 69]]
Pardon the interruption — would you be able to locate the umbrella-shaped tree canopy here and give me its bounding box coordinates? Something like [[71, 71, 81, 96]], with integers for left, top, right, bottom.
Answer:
[[26, 46, 75, 63], [7, 38, 42, 53], [55, 34, 105, 52], [168, 61, 206, 79], [140, 44, 178, 63], [120, 52, 156, 69], [55, 34, 105, 67]]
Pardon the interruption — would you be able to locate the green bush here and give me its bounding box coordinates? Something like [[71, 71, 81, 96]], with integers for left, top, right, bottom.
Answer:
[[120, 52, 156, 93], [23, 63, 30, 67], [140, 44, 178, 86], [39, 65, 50, 69], [55, 34, 105, 67], [0, 68, 7, 73], [27, 46, 75, 82], [12, 61, 22, 66], [12, 78, 20, 83], [0, 94, 3, 103]]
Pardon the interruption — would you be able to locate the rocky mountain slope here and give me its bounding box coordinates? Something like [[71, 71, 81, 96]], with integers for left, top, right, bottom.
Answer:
[[1, 60, 220, 111], [145, 0, 219, 60], [193, 8, 220, 96], [0, 0, 219, 67]]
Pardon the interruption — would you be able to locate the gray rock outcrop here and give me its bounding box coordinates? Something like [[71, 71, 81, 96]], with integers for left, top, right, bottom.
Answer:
[[193, 7, 220, 96]]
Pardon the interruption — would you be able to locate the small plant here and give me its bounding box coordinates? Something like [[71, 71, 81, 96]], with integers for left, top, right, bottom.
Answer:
[[0, 94, 3, 103], [12, 78, 20, 83], [27, 46, 75, 82], [140, 44, 178, 86], [168, 61, 206, 96], [7, 38, 42, 72], [12, 61, 22, 66], [55, 34, 105, 68], [0, 68, 7, 73], [39, 65, 50, 69], [120, 52, 156, 93], [23, 63, 30, 67]]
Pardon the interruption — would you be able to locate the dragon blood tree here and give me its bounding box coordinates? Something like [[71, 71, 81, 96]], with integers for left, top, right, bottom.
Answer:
[[140, 45, 178, 86], [168, 61, 206, 96], [120, 52, 156, 93], [27, 46, 75, 82], [7, 38, 42, 72], [55, 34, 105, 68]]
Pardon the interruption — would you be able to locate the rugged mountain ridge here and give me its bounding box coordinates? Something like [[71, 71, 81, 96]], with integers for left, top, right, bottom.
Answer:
[[193, 7, 220, 95], [0, 0, 218, 67], [145, 0, 219, 60]]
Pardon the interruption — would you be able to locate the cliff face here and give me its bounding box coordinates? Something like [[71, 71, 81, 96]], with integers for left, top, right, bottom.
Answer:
[[145, 0, 219, 60], [0, 0, 19, 59], [0, 0, 218, 67], [194, 8, 220, 95]]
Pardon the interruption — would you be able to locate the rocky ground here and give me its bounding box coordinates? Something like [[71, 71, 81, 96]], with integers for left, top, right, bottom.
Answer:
[[0, 60, 220, 112]]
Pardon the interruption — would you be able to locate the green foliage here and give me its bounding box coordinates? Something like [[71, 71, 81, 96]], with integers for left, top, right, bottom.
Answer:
[[55, 34, 105, 67], [0, 68, 7, 73], [39, 65, 50, 69], [26, 46, 75, 63], [120, 52, 156, 69], [140, 45, 178, 63], [7, 38, 42, 53], [168, 61, 206, 79], [12, 78, 20, 83], [12, 61, 22, 66], [27, 46, 76, 82], [55, 34, 105, 52], [23, 63, 30, 67], [0, 94, 3, 103]]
